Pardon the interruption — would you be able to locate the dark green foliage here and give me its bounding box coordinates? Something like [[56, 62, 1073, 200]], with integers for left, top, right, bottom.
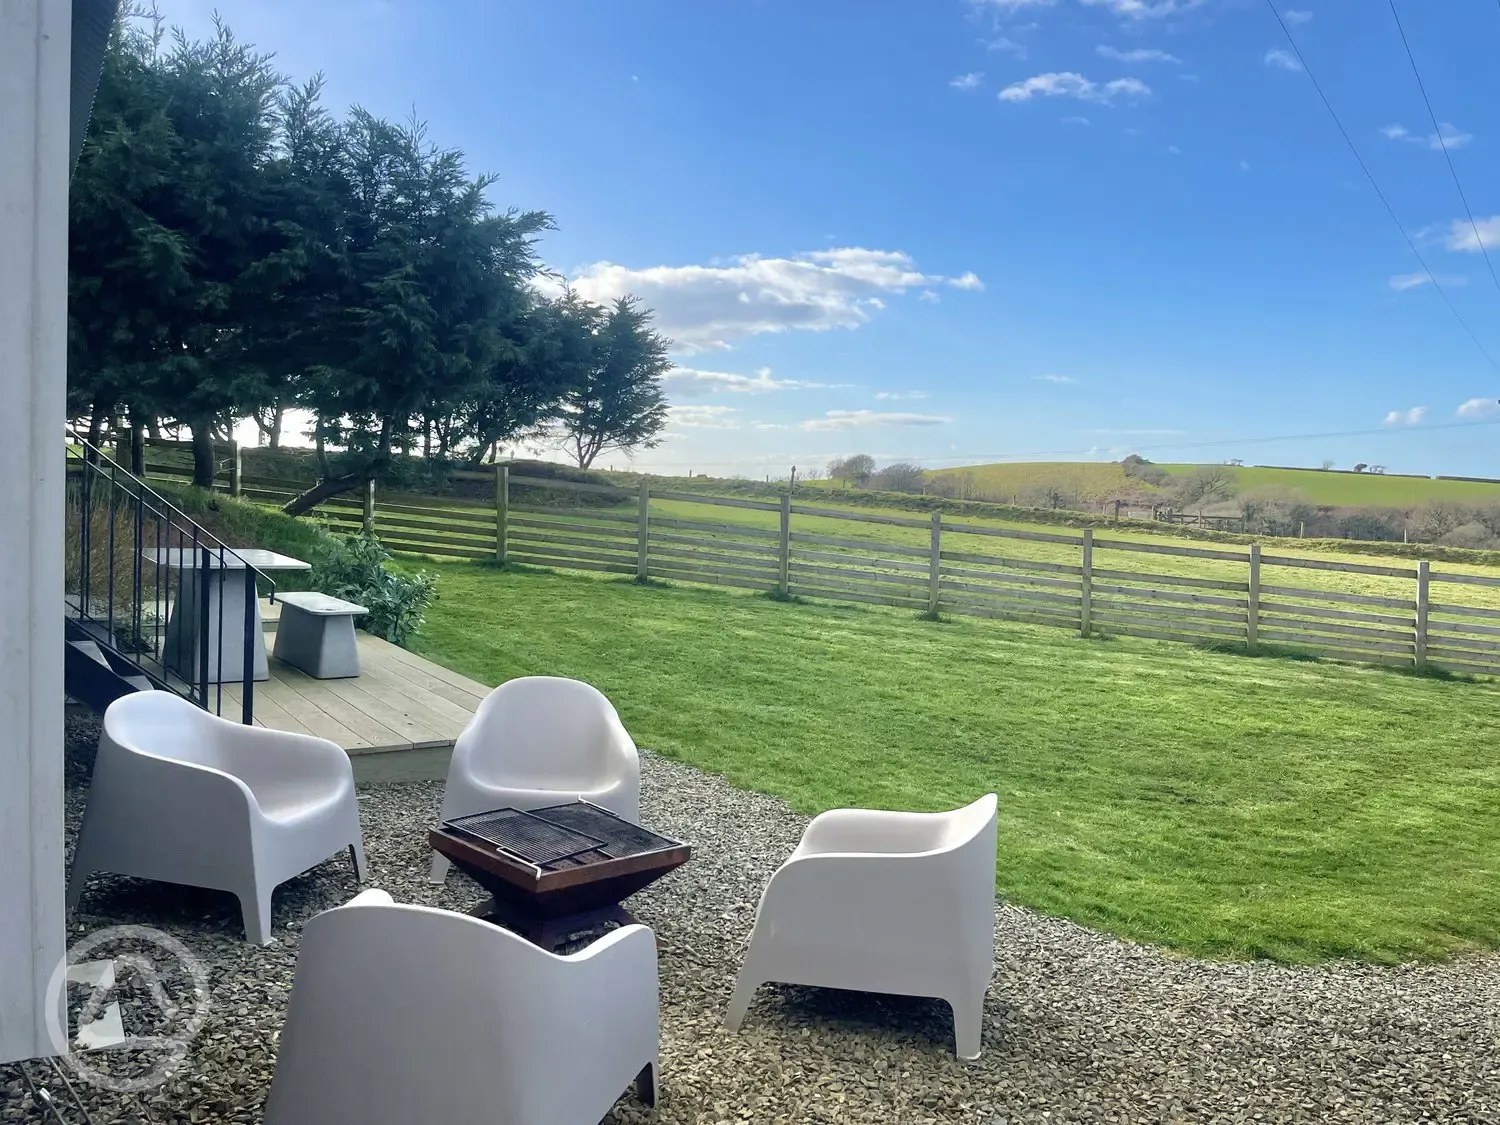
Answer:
[[310, 534, 437, 646], [552, 296, 671, 468]]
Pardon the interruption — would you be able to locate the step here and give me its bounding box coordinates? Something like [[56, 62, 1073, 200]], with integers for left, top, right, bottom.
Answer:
[[68, 638, 112, 669]]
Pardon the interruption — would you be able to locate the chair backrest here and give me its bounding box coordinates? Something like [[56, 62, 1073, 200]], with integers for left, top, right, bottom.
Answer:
[[456, 676, 633, 789], [103, 690, 230, 771], [936, 793, 998, 854], [264, 898, 568, 1123]]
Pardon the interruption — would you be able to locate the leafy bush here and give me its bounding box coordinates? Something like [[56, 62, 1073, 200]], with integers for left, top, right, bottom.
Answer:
[[310, 533, 437, 647]]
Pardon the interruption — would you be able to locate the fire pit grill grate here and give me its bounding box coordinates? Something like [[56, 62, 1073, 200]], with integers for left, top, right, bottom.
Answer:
[[529, 802, 679, 861], [444, 808, 607, 867]]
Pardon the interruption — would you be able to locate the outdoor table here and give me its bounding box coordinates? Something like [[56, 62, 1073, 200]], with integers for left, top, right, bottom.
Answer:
[[429, 801, 691, 951], [144, 548, 310, 684]]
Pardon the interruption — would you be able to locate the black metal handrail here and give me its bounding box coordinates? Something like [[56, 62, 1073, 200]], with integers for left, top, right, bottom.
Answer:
[[65, 430, 272, 723]]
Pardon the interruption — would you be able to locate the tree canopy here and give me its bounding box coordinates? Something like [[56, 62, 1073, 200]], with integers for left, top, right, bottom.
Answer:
[[68, 13, 671, 501]]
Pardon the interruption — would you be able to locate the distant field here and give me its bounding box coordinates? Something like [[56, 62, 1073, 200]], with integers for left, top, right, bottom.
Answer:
[[1158, 464, 1500, 507], [919, 460, 1500, 508]]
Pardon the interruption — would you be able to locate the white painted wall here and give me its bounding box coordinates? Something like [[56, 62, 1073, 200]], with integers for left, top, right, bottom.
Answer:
[[0, 0, 70, 1064]]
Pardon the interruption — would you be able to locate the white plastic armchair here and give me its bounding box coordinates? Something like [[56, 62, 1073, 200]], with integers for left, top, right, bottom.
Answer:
[[725, 794, 998, 1059], [263, 888, 660, 1125], [429, 676, 640, 884], [67, 691, 365, 945]]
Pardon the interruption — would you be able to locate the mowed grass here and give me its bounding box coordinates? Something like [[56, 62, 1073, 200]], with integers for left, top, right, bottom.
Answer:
[[412, 563, 1500, 965]]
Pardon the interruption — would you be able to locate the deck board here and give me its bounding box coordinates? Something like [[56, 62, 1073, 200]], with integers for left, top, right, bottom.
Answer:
[[222, 624, 490, 754]]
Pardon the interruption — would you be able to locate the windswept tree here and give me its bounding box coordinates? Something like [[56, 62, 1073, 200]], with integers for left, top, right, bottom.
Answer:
[[553, 296, 671, 469], [281, 112, 553, 513], [1174, 463, 1238, 518]]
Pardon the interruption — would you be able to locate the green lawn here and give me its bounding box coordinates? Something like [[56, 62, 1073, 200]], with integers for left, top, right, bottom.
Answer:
[[412, 562, 1500, 965]]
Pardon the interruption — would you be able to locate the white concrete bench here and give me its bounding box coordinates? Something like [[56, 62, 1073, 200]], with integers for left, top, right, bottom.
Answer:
[[271, 592, 369, 679]]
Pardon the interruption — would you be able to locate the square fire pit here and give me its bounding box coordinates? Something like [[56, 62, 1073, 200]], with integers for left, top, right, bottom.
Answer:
[[429, 801, 690, 950]]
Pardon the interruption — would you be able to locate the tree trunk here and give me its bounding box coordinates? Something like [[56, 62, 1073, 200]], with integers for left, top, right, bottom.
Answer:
[[189, 419, 216, 489], [284, 418, 392, 518], [128, 415, 146, 476], [422, 415, 432, 459], [268, 404, 283, 450], [146, 416, 162, 441]]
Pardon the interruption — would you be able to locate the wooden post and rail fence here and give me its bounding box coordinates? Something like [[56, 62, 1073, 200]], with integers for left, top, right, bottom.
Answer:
[[137, 439, 1500, 678]]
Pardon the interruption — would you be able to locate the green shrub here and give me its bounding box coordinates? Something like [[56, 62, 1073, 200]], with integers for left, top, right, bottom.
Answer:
[[310, 533, 437, 647]]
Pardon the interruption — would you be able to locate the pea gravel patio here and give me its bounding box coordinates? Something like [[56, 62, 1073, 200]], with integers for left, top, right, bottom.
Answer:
[[4, 715, 1498, 1124]]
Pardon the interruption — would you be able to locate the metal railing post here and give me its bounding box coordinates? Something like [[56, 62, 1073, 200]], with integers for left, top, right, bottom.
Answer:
[[243, 562, 256, 724], [197, 541, 212, 708]]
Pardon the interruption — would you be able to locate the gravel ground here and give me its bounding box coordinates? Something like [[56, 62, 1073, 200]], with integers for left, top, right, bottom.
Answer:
[[4, 714, 1499, 1123]]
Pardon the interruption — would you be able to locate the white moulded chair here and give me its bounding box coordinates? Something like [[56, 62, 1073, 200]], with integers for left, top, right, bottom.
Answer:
[[67, 690, 366, 945], [429, 676, 640, 884], [263, 888, 660, 1125], [725, 793, 999, 1059]]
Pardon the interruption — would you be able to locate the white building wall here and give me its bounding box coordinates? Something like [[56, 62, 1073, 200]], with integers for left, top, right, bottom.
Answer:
[[0, 0, 71, 1064]]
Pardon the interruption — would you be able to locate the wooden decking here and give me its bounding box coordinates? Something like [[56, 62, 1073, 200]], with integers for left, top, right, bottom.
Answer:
[[218, 602, 490, 753]]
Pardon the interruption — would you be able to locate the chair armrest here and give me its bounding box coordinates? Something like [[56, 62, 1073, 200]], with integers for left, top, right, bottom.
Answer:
[[343, 888, 394, 908], [216, 722, 353, 794], [793, 807, 950, 858]]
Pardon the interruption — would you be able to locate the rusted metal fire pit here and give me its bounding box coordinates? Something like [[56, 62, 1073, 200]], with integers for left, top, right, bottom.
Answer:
[[429, 801, 690, 951]]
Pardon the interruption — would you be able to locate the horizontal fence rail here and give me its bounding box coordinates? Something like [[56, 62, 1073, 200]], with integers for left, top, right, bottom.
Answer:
[[153, 453, 1500, 678]]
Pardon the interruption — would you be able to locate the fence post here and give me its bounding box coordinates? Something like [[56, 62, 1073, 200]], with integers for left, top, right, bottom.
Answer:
[[495, 463, 508, 564], [230, 440, 242, 497], [362, 478, 376, 535], [1247, 543, 1260, 652], [927, 511, 942, 615], [636, 478, 650, 581], [778, 492, 791, 597], [1080, 528, 1093, 638], [1415, 559, 1430, 668]]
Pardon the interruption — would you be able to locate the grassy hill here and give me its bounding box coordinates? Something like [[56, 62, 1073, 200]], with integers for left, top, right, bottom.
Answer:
[[926, 460, 1500, 508]]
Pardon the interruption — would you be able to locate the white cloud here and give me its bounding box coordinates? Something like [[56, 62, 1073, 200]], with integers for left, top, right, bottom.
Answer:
[[1096, 45, 1181, 64], [874, 391, 930, 401], [951, 72, 984, 91], [983, 36, 1028, 58], [1034, 374, 1075, 383], [800, 410, 952, 432], [1443, 216, 1500, 253], [968, 0, 1058, 10], [1382, 122, 1473, 152], [1063, 115, 1091, 126], [1388, 271, 1468, 292], [1383, 406, 1427, 426], [1167, 144, 1182, 155], [564, 248, 981, 352], [1263, 49, 1302, 72], [669, 405, 740, 429], [1080, 0, 1203, 18], [999, 72, 1150, 103], [919, 289, 941, 303], [1284, 9, 1313, 24], [662, 366, 839, 396], [1457, 397, 1500, 419]]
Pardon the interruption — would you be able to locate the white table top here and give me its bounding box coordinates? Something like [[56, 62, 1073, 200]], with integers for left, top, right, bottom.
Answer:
[[141, 548, 311, 571]]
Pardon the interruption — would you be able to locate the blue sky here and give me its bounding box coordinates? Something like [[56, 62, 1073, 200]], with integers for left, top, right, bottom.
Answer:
[[165, 0, 1500, 477]]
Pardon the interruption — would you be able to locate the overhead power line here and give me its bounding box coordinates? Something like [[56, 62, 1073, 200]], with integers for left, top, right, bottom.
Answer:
[[1387, 0, 1500, 301], [1264, 0, 1500, 376]]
